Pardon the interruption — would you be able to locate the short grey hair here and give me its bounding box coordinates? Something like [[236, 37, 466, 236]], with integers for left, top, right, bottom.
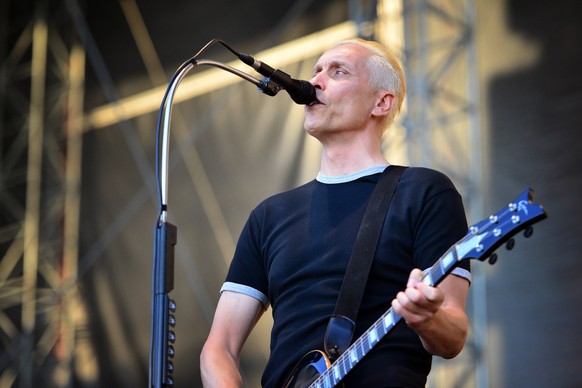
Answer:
[[332, 39, 406, 127]]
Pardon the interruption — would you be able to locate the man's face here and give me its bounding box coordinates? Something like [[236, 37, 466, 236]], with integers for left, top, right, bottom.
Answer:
[[304, 43, 379, 139]]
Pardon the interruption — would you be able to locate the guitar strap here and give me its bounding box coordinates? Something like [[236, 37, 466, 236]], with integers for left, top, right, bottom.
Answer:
[[324, 165, 406, 360]]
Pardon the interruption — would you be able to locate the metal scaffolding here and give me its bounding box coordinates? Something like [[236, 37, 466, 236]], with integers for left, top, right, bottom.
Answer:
[[0, 1, 88, 386], [377, 0, 487, 387]]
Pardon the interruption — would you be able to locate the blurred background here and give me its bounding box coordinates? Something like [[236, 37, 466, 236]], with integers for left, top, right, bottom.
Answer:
[[1, 0, 581, 387]]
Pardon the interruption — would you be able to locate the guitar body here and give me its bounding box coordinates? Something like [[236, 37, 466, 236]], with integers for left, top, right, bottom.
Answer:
[[283, 350, 340, 388]]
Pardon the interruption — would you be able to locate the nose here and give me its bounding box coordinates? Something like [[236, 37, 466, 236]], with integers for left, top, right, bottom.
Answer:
[[309, 72, 325, 90]]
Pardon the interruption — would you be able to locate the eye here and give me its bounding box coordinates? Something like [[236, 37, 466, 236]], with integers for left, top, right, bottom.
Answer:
[[334, 68, 347, 76]]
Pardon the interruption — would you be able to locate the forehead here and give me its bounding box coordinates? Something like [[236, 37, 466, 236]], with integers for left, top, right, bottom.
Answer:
[[315, 43, 371, 69]]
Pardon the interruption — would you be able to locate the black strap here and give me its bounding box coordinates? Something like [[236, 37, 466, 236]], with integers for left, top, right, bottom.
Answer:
[[324, 165, 406, 359]]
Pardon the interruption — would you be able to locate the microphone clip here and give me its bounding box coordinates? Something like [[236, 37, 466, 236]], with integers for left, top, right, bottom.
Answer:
[[257, 77, 281, 97]]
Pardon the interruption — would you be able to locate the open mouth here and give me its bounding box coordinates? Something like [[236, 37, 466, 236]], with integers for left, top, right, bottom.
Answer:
[[308, 97, 322, 106]]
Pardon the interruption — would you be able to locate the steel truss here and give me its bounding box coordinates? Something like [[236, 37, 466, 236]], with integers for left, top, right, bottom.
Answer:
[[0, 1, 89, 386], [377, 1, 487, 387]]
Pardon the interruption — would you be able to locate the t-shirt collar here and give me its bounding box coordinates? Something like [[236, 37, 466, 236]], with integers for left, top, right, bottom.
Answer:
[[316, 164, 389, 184]]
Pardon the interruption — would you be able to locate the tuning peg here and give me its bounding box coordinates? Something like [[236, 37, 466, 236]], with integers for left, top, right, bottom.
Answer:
[[523, 226, 534, 238], [488, 253, 498, 265], [168, 330, 176, 343], [506, 238, 515, 250]]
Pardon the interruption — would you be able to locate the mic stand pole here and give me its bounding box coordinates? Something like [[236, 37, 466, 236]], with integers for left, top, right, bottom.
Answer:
[[149, 59, 192, 388], [149, 57, 278, 387]]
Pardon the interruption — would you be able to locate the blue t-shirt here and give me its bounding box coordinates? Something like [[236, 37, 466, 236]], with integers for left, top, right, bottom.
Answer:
[[223, 166, 470, 387]]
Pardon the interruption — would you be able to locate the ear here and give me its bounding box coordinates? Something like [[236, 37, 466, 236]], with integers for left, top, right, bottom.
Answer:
[[371, 91, 395, 118]]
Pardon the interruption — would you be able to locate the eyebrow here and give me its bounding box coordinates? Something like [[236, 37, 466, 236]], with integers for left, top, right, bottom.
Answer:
[[314, 59, 351, 72]]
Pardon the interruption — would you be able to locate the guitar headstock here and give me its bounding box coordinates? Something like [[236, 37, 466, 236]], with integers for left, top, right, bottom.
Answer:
[[456, 188, 547, 263]]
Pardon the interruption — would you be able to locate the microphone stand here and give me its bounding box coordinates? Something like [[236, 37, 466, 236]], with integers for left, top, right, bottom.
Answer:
[[149, 53, 280, 387]]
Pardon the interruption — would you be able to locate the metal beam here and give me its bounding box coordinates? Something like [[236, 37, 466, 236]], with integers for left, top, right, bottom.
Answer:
[[0, 1, 89, 386], [20, 3, 48, 386], [377, 0, 486, 386]]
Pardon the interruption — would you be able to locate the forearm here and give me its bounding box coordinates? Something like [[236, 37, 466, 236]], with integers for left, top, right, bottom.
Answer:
[[200, 292, 265, 387], [200, 345, 243, 388], [415, 305, 468, 359]]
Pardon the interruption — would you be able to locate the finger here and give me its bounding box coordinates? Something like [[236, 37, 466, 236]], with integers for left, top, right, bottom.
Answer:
[[392, 294, 417, 322], [406, 268, 425, 287], [417, 282, 444, 304], [403, 287, 424, 306], [399, 288, 429, 317], [410, 284, 444, 316], [393, 292, 427, 327]]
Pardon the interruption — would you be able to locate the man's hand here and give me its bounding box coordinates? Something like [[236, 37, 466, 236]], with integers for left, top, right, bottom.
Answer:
[[391, 268, 444, 331], [391, 268, 469, 358]]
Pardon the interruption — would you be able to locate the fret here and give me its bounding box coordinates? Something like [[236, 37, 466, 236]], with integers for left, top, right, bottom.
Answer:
[[374, 319, 385, 336], [337, 358, 346, 379], [352, 339, 360, 362], [431, 264, 443, 283], [362, 333, 371, 352], [436, 260, 446, 279], [357, 336, 365, 359], [441, 249, 456, 270], [344, 359, 350, 377], [392, 311, 401, 325], [384, 311, 394, 329], [424, 259, 445, 287], [332, 364, 340, 381], [324, 374, 332, 388], [349, 348, 358, 365], [422, 271, 434, 286], [369, 327, 378, 345], [341, 357, 349, 378]]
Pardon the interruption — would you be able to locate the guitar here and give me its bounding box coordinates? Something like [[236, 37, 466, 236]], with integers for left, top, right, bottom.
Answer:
[[283, 188, 547, 388]]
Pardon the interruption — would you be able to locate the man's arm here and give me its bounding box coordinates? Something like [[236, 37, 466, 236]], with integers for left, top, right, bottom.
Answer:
[[392, 269, 470, 359], [200, 291, 265, 387]]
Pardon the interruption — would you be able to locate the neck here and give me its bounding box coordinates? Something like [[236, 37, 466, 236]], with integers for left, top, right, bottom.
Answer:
[[318, 132, 388, 176]]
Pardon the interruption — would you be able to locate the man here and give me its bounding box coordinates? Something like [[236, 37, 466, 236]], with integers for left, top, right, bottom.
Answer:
[[200, 39, 471, 387]]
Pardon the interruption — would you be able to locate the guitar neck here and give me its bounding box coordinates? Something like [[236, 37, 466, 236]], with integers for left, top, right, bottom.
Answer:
[[309, 248, 460, 387]]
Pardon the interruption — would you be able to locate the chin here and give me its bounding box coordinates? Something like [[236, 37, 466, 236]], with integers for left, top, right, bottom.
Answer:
[[304, 125, 319, 137]]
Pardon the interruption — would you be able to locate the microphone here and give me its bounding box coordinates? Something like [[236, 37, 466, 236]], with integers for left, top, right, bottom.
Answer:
[[238, 53, 316, 105]]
